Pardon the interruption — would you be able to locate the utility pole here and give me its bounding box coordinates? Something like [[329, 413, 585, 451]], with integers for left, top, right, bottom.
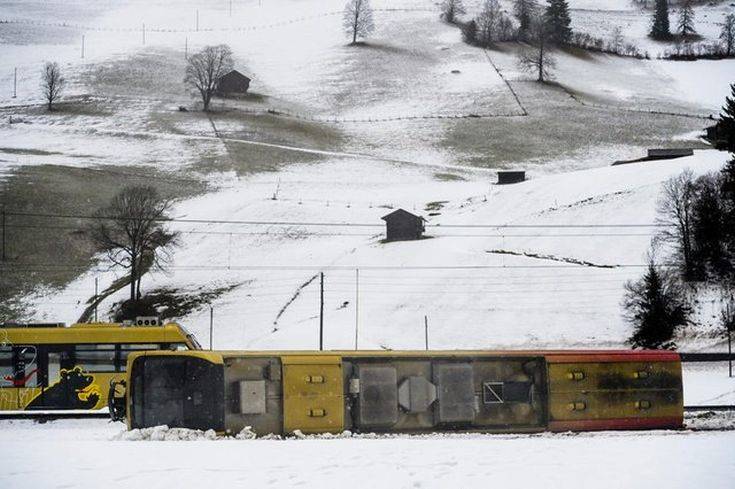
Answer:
[[209, 305, 214, 350], [319, 272, 324, 351], [229, 0, 232, 17], [196, 9, 200, 31], [728, 299, 733, 378], [1, 208, 6, 262], [185, 37, 188, 59], [12, 68, 17, 98], [424, 315, 429, 350], [354, 268, 359, 350], [142, 23, 146, 45], [81, 34, 85, 59], [94, 277, 98, 322]]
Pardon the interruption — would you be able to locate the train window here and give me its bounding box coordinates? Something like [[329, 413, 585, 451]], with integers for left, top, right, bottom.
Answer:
[[119, 344, 161, 371], [482, 381, 533, 405], [0, 346, 12, 387], [75, 345, 116, 373], [11, 346, 40, 388], [483, 382, 504, 404]]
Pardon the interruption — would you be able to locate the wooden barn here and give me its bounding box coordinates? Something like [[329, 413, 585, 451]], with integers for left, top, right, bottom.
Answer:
[[216, 70, 251, 96], [381, 209, 426, 242], [497, 170, 526, 185]]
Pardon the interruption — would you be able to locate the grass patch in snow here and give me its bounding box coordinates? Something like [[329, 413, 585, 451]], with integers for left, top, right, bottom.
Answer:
[[0, 163, 205, 320]]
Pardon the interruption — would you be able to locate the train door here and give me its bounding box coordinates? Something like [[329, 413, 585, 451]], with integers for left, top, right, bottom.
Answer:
[[282, 356, 344, 434]]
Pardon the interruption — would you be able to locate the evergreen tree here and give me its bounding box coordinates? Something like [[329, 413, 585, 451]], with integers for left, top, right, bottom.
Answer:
[[692, 174, 729, 278], [624, 259, 690, 349], [721, 156, 735, 279], [720, 13, 735, 57], [544, 0, 572, 45], [441, 0, 466, 24], [721, 83, 735, 125], [677, 0, 696, 38], [514, 0, 537, 38], [461, 19, 478, 44], [650, 0, 671, 40], [718, 84, 735, 152]]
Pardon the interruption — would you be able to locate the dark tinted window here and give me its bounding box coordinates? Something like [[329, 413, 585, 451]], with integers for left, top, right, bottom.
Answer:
[[75, 345, 116, 373], [131, 356, 224, 431]]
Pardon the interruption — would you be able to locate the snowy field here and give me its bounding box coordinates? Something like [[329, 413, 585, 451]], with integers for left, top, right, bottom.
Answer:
[[0, 413, 734, 489]]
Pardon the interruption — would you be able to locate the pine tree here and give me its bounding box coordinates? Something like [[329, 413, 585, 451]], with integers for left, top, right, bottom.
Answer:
[[462, 19, 478, 44], [514, 0, 537, 38], [624, 259, 690, 349], [721, 83, 735, 125], [692, 174, 728, 278], [677, 0, 696, 38], [441, 0, 466, 24], [650, 0, 671, 40], [718, 84, 735, 152], [720, 14, 735, 57], [544, 0, 572, 45], [721, 156, 735, 273]]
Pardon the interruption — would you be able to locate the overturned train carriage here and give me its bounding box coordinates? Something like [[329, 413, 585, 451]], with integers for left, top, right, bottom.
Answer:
[[124, 350, 683, 435]]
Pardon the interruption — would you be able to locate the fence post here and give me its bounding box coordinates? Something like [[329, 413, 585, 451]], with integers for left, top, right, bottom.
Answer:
[[1, 208, 6, 262], [209, 305, 214, 350], [12, 68, 17, 98], [424, 315, 429, 350], [354, 268, 359, 350], [319, 272, 324, 351], [94, 277, 98, 322]]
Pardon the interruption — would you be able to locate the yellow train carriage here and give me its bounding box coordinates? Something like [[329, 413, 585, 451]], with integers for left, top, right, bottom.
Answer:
[[124, 349, 683, 435], [0, 322, 199, 412]]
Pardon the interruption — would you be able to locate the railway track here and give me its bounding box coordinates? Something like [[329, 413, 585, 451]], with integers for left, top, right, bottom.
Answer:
[[0, 406, 732, 422]]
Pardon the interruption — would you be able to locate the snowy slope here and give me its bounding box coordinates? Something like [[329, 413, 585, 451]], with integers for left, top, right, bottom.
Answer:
[[25, 149, 732, 351]]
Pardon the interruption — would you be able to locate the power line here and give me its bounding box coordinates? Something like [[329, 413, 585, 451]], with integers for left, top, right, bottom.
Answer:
[[0, 263, 678, 272], [1, 223, 659, 238], [2, 210, 670, 229]]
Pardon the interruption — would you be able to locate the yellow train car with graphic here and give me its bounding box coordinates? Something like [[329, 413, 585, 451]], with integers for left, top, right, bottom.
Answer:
[[0, 321, 200, 412]]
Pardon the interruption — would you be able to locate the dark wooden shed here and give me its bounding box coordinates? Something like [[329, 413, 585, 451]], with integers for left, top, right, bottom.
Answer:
[[497, 171, 526, 185], [216, 70, 251, 96], [647, 148, 693, 159], [381, 209, 425, 242]]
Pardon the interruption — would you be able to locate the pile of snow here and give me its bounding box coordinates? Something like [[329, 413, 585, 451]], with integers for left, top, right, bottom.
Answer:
[[113, 424, 219, 441]]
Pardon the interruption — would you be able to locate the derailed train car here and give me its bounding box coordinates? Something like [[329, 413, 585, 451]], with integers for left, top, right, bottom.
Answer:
[[121, 349, 683, 435]]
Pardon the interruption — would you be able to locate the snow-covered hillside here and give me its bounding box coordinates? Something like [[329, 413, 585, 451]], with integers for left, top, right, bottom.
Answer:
[[24, 149, 731, 351]]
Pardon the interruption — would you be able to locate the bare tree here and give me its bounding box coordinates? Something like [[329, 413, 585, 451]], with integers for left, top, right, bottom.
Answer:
[[476, 0, 502, 46], [656, 170, 699, 281], [720, 14, 735, 57], [184, 44, 234, 111], [40, 61, 66, 111], [343, 0, 375, 44], [88, 186, 179, 303], [517, 17, 556, 82], [441, 0, 466, 24]]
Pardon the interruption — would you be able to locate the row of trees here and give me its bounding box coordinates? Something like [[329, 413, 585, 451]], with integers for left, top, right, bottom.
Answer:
[[650, 0, 734, 43], [626, 156, 735, 348], [624, 86, 735, 349], [454, 0, 572, 48]]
